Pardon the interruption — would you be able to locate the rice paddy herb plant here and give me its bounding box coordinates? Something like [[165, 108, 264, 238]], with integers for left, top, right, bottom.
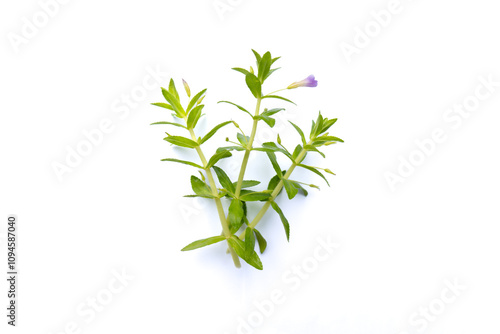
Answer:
[[151, 50, 343, 270]]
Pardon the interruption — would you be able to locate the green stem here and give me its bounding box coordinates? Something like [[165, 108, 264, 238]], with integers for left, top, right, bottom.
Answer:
[[268, 88, 287, 95], [187, 127, 241, 268], [238, 140, 312, 240], [234, 97, 262, 197]]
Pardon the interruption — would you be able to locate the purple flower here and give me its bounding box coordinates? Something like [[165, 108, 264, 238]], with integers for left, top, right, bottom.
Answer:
[[287, 75, 318, 89]]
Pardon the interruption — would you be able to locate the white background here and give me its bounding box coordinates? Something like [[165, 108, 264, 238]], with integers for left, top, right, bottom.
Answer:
[[1, 0, 500, 333]]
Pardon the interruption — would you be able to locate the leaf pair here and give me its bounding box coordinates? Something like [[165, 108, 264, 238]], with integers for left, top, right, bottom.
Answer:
[[227, 236, 263, 270], [161, 81, 186, 118], [180, 231, 265, 270], [310, 112, 343, 142], [233, 50, 281, 99], [254, 108, 284, 128]]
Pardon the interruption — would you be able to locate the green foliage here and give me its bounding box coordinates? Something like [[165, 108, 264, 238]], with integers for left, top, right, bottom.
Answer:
[[186, 104, 204, 129], [150, 121, 186, 129], [265, 151, 283, 178], [163, 136, 199, 148], [270, 201, 290, 241], [244, 227, 256, 258], [245, 73, 262, 98], [151, 102, 174, 111], [233, 180, 260, 189], [161, 158, 203, 169], [213, 166, 235, 193], [289, 121, 307, 146], [262, 95, 296, 105], [190, 175, 214, 198], [227, 199, 244, 233], [187, 89, 207, 112], [283, 179, 298, 199], [253, 229, 267, 254], [161, 88, 185, 117], [206, 150, 232, 169], [239, 191, 272, 202], [150, 49, 342, 270], [298, 164, 330, 186], [228, 236, 263, 270], [181, 236, 226, 251], [201, 121, 234, 144], [218, 101, 253, 118]]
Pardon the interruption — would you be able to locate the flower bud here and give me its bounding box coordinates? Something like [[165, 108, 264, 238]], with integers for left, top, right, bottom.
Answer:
[[182, 79, 191, 97], [197, 95, 205, 106]]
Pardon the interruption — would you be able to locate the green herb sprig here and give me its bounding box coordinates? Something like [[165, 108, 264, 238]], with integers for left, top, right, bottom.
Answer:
[[151, 50, 343, 270]]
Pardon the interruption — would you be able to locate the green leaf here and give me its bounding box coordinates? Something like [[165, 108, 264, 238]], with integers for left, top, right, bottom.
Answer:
[[164, 136, 199, 148], [150, 121, 187, 129], [190, 175, 214, 198], [218, 101, 253, 118], [270, 201, 290, 241], [292, 144, 302, 160], [251, 49, 262, 65], [290, 180, 308, 196], [236, 133, 249, 147], [242, 201, 249, 223], [311, 113, 325, 138], [283, 179, 298, 199], [168, 79, 180, 101], [161, 158, 203, 169], [262, 95, 296, 105], [187, 104, 204, 129], [216, 145, 245, 152], [261, 108, 284, 117], [289, 121, 307, 146], [321, 118, 338, 133], [206, 150, 232, 169], [212, 166, 235, 193], [266, 151, 282, 177], [254, 142, 293, 160], [313, 136, 344, 145], [239, 191, 272, 202], [267, 172, 284, 192], [255, 115, 275, 128], [200, 121, 233, 144], [228, 236, 263, 270], [151, 102, 174, 111], [232, 67, 252, 76], [265, 68, 280, 80], [253, 229, 267, 254], [187, 89, 207, 113], [245, 73, 262, 98], [181, 236, 226, 251], [228, 199, 244, 233], [303, 145, 325, 158], [245, 227, 256, 258], [298, 164, 330, 186], [161, 88, 186, 117], [232, 180, 260, 189], [258, 51, 272, 82]]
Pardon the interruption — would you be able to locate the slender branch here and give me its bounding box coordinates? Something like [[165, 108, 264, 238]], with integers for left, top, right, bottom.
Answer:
[[237, 140, 312, 240], [186, 126, 241, 268], [234, 97, 262, 197]]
